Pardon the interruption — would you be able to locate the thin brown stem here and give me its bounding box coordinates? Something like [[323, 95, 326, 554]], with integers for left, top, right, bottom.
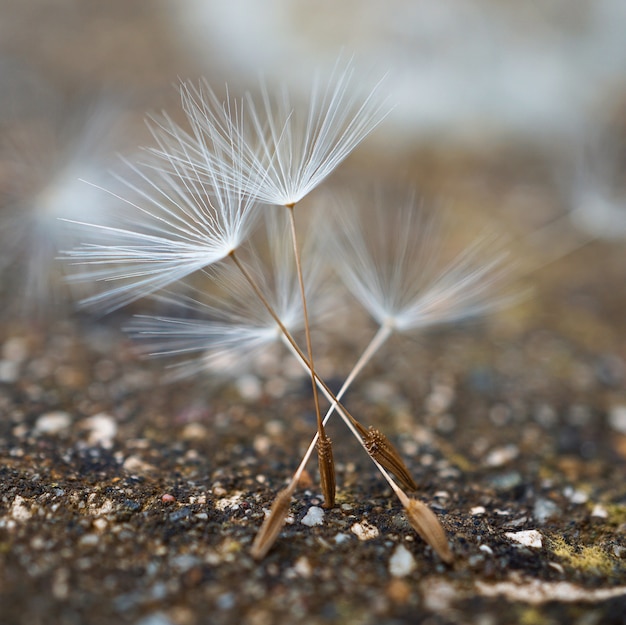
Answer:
[[285, 205, 334, 508], [230, 248, 414, 485]]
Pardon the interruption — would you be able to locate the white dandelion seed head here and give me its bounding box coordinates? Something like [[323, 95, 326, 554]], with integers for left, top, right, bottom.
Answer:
[[325, 189, 519, 334], [147, 60, 391, 209], [239, 60, 391, 206], [125, 207, 334, 379], [62, 103, 262, 313]]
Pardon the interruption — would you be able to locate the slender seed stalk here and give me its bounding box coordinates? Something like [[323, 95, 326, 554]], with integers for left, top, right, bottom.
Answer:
[[285, 204, 335, 508], [281, 329, 416, 491], [230, 248, 409, 485], [282, 323, 392, 486], [228, 250, 426, 557]]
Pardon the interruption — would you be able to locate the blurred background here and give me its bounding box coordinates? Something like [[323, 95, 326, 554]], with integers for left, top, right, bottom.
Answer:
[[1, 0, 625, 318]]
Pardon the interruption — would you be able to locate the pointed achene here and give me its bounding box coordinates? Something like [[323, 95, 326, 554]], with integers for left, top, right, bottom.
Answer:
[[250, 486, 295, 560]]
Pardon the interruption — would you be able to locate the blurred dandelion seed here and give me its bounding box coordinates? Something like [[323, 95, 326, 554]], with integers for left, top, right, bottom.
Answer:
[[0, 95, 129, 315]]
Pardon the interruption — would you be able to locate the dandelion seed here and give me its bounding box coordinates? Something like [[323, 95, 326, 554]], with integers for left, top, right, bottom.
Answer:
[[565, 123, 626, 239], [125, 209, 333, 379], [151, 59, 390, 208], [62, 96, 261, 312], [0, 95, 128, 315], [326, 190, 517, 334], [143, 61, 390, 500]]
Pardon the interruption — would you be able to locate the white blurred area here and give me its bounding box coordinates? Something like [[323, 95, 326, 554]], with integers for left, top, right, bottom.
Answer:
[[170, 0, 626, 146], [0, 63, 136, 315], [168, 0, 626, 240]]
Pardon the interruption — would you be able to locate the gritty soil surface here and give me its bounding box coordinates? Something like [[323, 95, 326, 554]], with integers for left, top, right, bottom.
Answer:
[[1, 241, 626, 625]]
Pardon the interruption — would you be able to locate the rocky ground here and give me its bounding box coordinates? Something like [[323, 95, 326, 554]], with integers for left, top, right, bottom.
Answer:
[[1, 236, 625, 625]]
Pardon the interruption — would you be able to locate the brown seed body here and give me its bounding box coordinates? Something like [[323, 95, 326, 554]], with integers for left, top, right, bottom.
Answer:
[[250, 487, 294, 560]]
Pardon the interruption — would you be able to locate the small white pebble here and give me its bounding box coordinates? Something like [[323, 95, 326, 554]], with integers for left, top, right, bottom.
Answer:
[[34, 411, 71, 435], [82, 413, 117, 448], [122, 455, 157, 475], [252, 435, 271, 455], [215, 492, 244, 512], [484, 444, 519, 467], [301, 506, 324, 527], [334, 533, 350, 545], [10, 495, 32, 521], [389, 544, 417, 577], [181, 423, 208, 440], [471, 506, 486, 516], [608, 405, 626, 434], [564, 487, 589, 504], [78, 533, 99, 547], [505, 530, 543, 549], [235, 374, 262, 401], [350, 520, 380, 541], [0, 360, 19, 383], [425, 384, 455, 414], [591, 504, 609, 519], [479, 544, 494, 555], [3, 337, 28, 362], [293, 556, 312, 578]]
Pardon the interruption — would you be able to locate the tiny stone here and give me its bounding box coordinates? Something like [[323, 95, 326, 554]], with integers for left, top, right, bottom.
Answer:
[[613, 545, 626, 559], [293, 556, 312, 578], [301, 506, 324, 527], [161, 494, 176, 503], [3, 337, 28, 362], [216, 593, 235, 610], [82, 413, 117, 448], [484, 444, 519, 467], [505, 530, 543, 549], [215, 492, 244, 511], [608, 405, 626, 434], [389, 544, 417, 577], [350, 520, 380, 541], [479, 544, 494, 555], [468, 554, 484, 567], [471, 506, 486, 516], [489, 471, 523, 491], [235, 374, 262, 400], [0, 360, 19, 383], [591, 504, 608, 518], [564, 486, 588, 504], [34, 411, 72, 435], [181, 423, 208, 440], [10, 495, 32, 521], [533, 498, 561, 524], [122, 456, 157, 475], [387, 578, 411, 604], [334, 533, 350, 545], [425, 384, 455, 414], [78, 533, 99, 547]]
